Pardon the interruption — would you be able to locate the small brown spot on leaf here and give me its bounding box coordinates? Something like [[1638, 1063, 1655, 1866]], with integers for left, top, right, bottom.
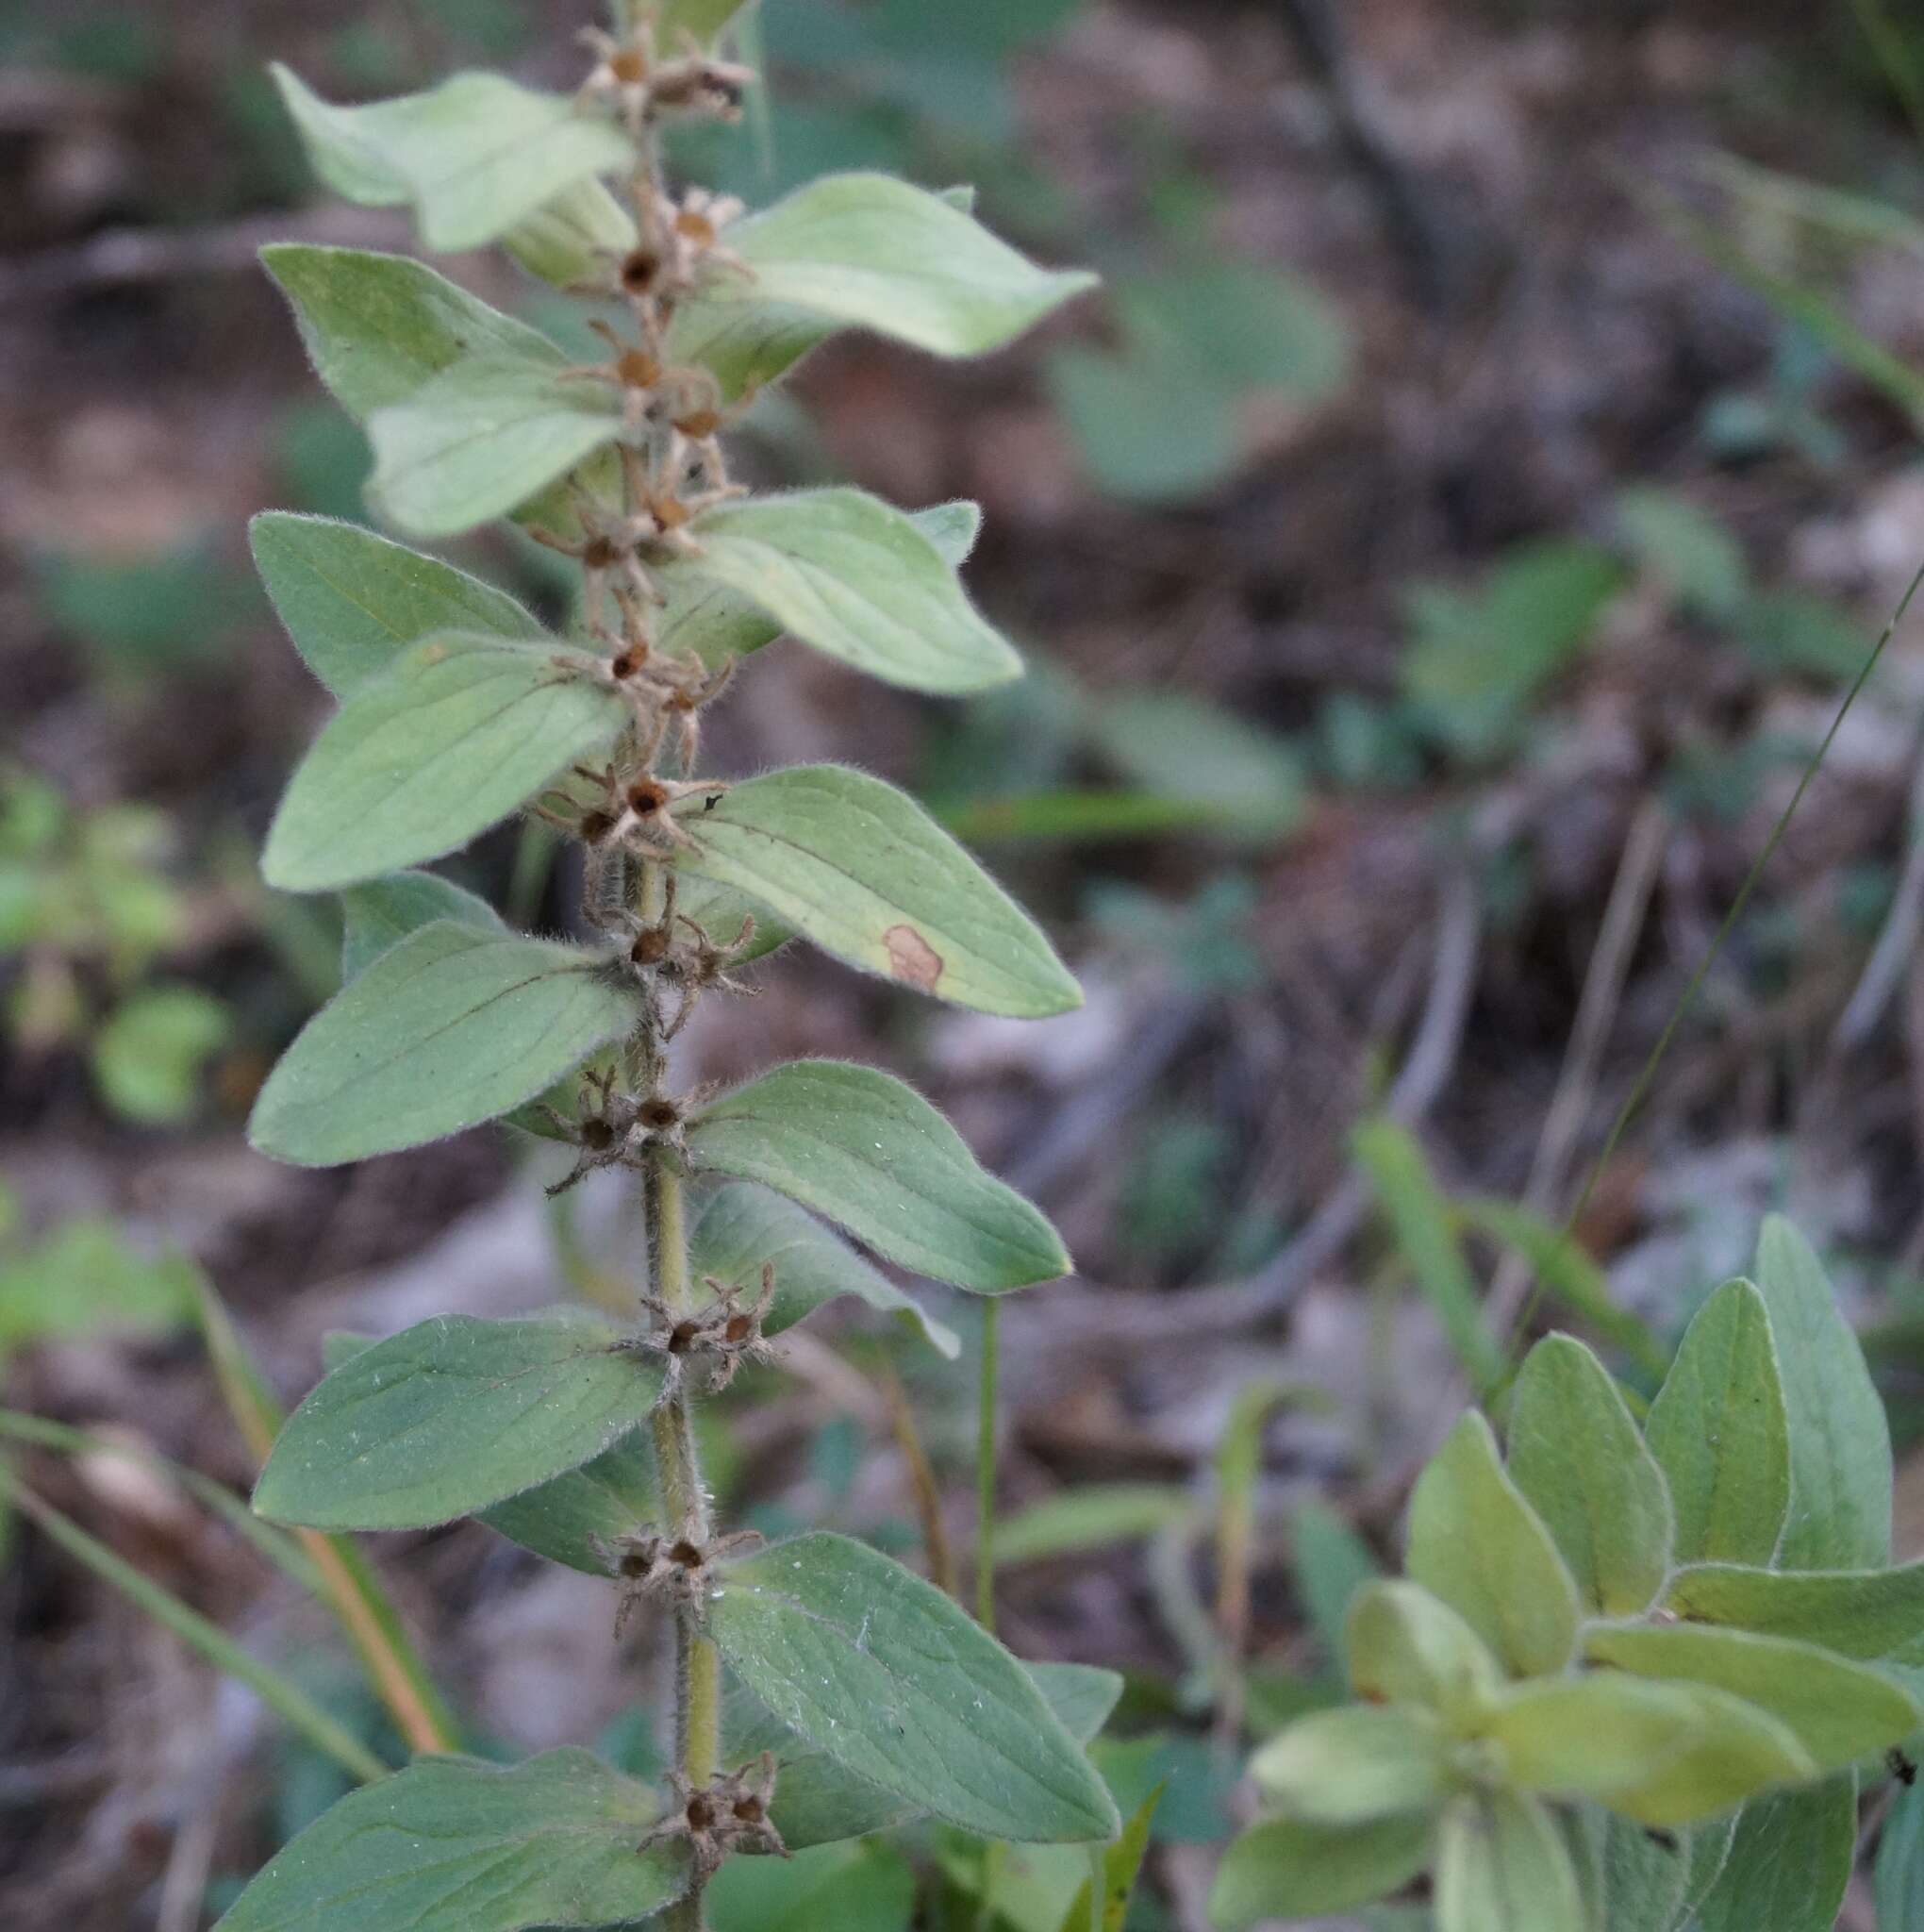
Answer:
[[885, 924, 942, 991]]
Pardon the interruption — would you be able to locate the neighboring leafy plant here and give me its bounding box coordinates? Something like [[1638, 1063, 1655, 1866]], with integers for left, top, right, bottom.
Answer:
[[220, 6, 1116, 1927], [1215, 1216, 1919, 1932], [0, 764, 232, 1124]]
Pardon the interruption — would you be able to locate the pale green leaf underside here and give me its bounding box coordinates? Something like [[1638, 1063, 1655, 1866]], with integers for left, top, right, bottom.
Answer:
[[686, 1058, 1070, 1291], [210, 1748, 686, 1931], [263, 634, 625, 892], [1210, 1815, 1434, 1929], [663, 488, 1019, 693], [673, 763, 1081, 1017], [670, 172, 1098, 397], [260, 246, 562, 424], [255, 1313, 660, 1530], [688, 1179, 960, 1357], [476, 1429, 655, 1574], [248, 923, 637, 1166], [271, 64, 634, 252], [339, 868, 506, 980], [707, 1530, 1119, 1844], [659, 499, 980, 670], [1435, 1790, 1584, 1932], [250, 511, 541, 699], [1661, 1556, 1924, 1657], [1249, 1706, 1446, 1824], [366, 354, 622, 540], [1594, 1683, 1814, 1828]]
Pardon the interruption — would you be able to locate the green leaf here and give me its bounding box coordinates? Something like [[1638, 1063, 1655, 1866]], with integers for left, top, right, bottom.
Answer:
[[1661, 1556, 1924, 1657], [271, 65, 634, 253], [1292, 1500, 1383, 1674], [476, 1431, 655, 1575], [658, 0, 754, 42], [0, 1221, 197, 1349], [1614, 486, 1750, 621], [708, 1839, 915, 1932], [1345, 1579, 1502, 1724], [1876, 1773, 1924, 1930], [673, 873, 792, 964], [91, 985, 230, 1123], [661, 488, 1020, 692], [367, 355, 622, 540], [262, 636, 626, 892], [668, 172, 1097, 397], [260, 246, 563, 424], [1644, 1278, 1790, 1566], [1049, 341, 1238, 506], [706, 1531, 1119, 1843], [1584, 1620, 1921, 1772], [1209, 1815, 1434, 1929], [255, 1314, 661, 1531], [250, 511, 541, 699], [1435, 1790, 1584, 1932], [1585, 1810, 1688, 1932], [1055, 1786, 1163, 1932], [1480, 1675, 1710, 1800], [673, 764, 1081, 1017], [211, 1748, 688, 1931], [1694, 1777, 1857, 1932], [1404, 1411, 1580, 1677], [502, 176, 638, 289], [1507, 1333, 1673, 1615], [686, 1058, 1070, 1291], [248, 924, 638, 1166], [1595, 1683, 1816, 1827], [1752, 1215, 1892, 1571], [993, 1484, 1195, 1565], [1248, 1706, 1447, 1824], [688, 1180, 959, 1357], [1088, 692, 1303, 841], [1029, 1661, 1126, 1745], [339, 869, 506, 980]]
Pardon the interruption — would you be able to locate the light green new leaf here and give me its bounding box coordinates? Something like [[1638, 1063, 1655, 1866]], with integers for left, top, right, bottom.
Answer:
[[1507, 1333, 1673, 1615], [686, 1059, 1070, 1291], [668, 172, 1097, 397], [502, 176, 637, 289], [271, 65, 634, 253], [662, 488, 1020, 692], [688, 1180, 960, 1357], [1435, 1790, 1584, 1932], [1404, 1412, 1580, 1677], [477, 1432, 655, 1575], [1480, 1675, 1707, 1800], [707, 1840, 915, 1932], [339, 869, 506, 980], [1661, 1556, 1924, 1657], [250, 511, 541, 699], [263, 635, 626, 892], [658, 500, 981, 669], [211, 1748, 688, 1932], [1753, 1215, 1892, 1570], [1249, 1706, 1447, 1824], [260, 247, 562, 424], [248, 923, 638, 1165], [706, 1531, 1119, 1844], [367, 355, 622, 540], [673, 764, 1081, 1017], [1645, 1278, 1789, 1566], [1346, 1579, 1502, 1724], [1598, 1683, 1816, 1827], [1694, 1777, 1857, 1932], [1209, 1815, 1434, 1930], [1584, 1620, 1920, 1772], [255, 1314, 660, 1530]]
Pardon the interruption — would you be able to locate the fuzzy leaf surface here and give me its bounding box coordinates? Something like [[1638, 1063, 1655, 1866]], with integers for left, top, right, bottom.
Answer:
[[1694, 1777, 1857, 1932], [1208, 1815, 1433, 1930], [1248, 1707, 1447, 1824], [254, 1314, 659, 1531], [673, 764, 1080, 1017], [263, 636, 625, 892], [1584, 1620, 1920, 1772], [706, 1530, 1119, 1844], [1507, 1332, 1672, 1615], [339, 869, 506, 980], [1596, 1683, 1815, 1827], [248, 923, 637, 1165], [476, 1432, 655, 1575], [250, 511, 540, 699], [1753, 1215, 1892, 1570], [686, 1059, 1070, 1291], [271, 65, 633, 251], [1645, 1278, 1790, 1566], [1345, 1579, 1501, 1724], [260, 246, 560, 423], [1480, 1675, 1708, 1800], [663, 489, 1019, 692], [1660, 1557, 1924, 1657], [668, 172, 1097, 396], [688, 1180, 959, 1356], [366, 355, 622, 540], [211, 1748, 686, 1931], [1404, 1412, 1579, 1677], [1435, 1790, 1584, 1932]]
